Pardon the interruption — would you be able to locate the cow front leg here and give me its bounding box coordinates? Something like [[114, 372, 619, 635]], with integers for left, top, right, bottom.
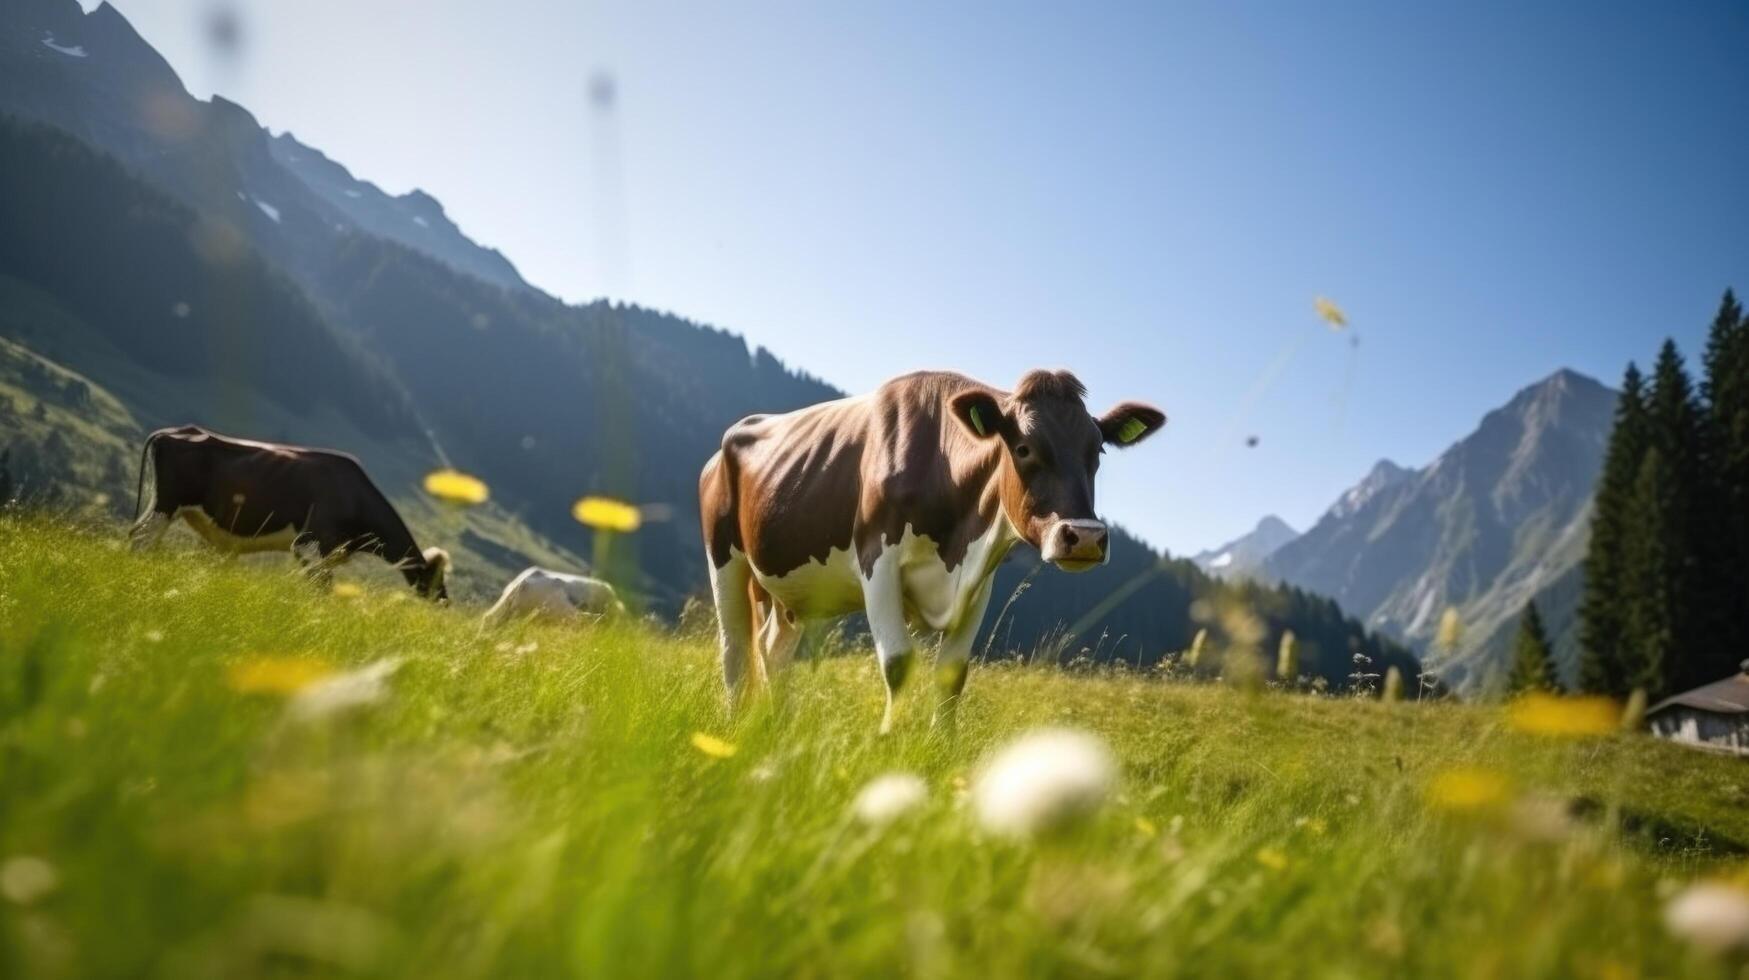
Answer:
[[933, 576, 995, 730], [861, 547, 915, 735], [128, 511, 171, 552], [709, 551, 764, 701]]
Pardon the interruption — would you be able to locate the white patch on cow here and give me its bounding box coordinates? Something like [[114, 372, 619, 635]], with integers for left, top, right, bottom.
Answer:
[[174, 506, 298, 555], [751, 518, 1018, 636], [42, 33, 87, 58], [897, 520, 1017, 633], [483, 567, 622, 625], [750, 545, 863, 620]]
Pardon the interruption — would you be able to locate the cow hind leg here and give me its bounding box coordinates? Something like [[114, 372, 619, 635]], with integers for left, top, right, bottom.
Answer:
[[128, 510, 172, 552], [709, 552, 762, 701], [760, 599, 802, 676]]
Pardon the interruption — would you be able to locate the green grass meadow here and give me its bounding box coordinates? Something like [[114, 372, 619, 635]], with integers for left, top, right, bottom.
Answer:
[[3, 517, 1749, 978]]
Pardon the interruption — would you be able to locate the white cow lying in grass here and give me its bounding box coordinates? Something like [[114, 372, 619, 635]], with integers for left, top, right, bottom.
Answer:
[[483, 567, 626, 626]]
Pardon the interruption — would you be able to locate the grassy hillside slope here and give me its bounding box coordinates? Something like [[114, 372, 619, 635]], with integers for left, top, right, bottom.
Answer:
[[4, 520, 1748, 977], [0, 314, 589, 600]]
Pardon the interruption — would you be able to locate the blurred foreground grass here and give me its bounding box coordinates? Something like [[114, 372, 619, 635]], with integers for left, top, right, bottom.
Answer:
[[4, 517, 1749, 978]]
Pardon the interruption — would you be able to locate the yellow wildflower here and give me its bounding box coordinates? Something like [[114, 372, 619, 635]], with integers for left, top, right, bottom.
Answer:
[[423, 469, 489, 505], [1506, 693, 1620, 737], [690, 732, 736, 759], [1313, 296, 1348, 330], [1255, 846, 1289, 871], [331, 582, 365, 599], [573, 496, 642, 533], [228, 656, 333, 695], [1427, 767, 1510, 812]]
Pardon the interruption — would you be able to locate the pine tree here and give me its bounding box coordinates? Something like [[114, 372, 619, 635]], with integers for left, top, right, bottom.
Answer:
[[1507, 601, 1557, 693], [1578, 363, 1649, 695], [1620, 448, 1677, 696], [1644, 340, 1714, 695], [1702, 289, 1748, 659]]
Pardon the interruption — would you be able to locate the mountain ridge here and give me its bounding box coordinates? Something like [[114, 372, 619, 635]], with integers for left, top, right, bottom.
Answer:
[[1191, 515, 1298, 579], [1261, 368, 1615, 691]]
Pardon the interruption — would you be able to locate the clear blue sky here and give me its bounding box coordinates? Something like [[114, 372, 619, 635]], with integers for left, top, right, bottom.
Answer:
[[105, 0, 1749, 557]]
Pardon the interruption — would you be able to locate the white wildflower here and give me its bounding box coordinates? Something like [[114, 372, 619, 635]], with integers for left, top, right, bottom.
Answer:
[[972, 728, 1117, 839], [851, 772, 928, 828], [1, 856, 60, 905], [288, 658, 403, 722], [1665, 882, 1749, 952]]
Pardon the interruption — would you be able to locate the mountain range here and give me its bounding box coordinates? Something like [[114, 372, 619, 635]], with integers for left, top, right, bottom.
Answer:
[[0, 0, 1421, 690], [1259, 369, 1616, 692], [1190, 516, 1298, 580]]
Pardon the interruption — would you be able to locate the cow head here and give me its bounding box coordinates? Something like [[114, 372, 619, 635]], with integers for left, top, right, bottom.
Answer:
[[951, 370, 1164, 572], [411, 546, 451, 602]]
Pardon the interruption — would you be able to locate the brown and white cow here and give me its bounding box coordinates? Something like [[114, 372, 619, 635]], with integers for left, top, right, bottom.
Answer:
[[129, 425, 450, 600], [699, 370, 1164, 730]]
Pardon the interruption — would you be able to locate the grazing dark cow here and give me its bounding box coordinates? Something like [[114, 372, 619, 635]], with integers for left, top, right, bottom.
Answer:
[[699, 370, 1164, 730], [129, 425, 450, 600]]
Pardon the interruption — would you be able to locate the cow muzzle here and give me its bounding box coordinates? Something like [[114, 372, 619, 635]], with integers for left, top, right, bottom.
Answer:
[[1042, 519, 1109, 571]]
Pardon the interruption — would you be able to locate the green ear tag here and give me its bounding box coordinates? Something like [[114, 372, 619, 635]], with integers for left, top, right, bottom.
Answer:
[[1117, 417, 1146, 444], [969, 405, 988, 437]]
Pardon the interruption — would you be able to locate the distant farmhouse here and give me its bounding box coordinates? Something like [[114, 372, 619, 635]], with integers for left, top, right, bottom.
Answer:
[[1647, 666, 1749, 756]]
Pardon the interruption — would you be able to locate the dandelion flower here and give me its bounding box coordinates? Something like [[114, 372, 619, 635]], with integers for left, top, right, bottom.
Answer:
[[229, 656, 334, 695], [0, 856, 59, 905], [1426, 767, 1510, 812], [1314, 296, 1348, 330], [288, 658, 402, 722], [1134, 816, 1159, 838], [573, 496, 642, 533], [1506, 693, 1620, 737], [851, 772, 928, 827], [1255, 846, 1289, 871], [972, 728, 1118, 839], [331, 582, 365, 599], [423, 469, 489, 505], [691, 732, 736, 759], [1665, 882, 1749, 952]]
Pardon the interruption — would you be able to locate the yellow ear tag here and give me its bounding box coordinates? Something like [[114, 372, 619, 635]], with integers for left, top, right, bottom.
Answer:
[[969, 405, 988, 437], [1117, 417, 1146, 444]]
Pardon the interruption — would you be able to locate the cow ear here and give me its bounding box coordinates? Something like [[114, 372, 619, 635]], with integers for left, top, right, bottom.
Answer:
[[1099, 402, 1166, 447], [950, 390, 1010, 441]]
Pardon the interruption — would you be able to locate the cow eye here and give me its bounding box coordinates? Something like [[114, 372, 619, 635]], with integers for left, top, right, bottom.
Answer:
[[1014, 444, 1032, 460]]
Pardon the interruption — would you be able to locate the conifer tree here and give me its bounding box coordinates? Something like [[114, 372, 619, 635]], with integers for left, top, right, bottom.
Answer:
[[1644, 340, 1713, 694], [1579, 363, 1649, 695], [1507, 601, 1557, 693], [1702, 289, 1748, 659], [1621, 448, 1677, 696]]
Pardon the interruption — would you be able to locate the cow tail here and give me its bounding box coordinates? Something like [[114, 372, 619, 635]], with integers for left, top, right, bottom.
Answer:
[[132, 431, 162, 522]]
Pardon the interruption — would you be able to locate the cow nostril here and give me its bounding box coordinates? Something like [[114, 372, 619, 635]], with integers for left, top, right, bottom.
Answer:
[[1061, 528, 1079, 547]]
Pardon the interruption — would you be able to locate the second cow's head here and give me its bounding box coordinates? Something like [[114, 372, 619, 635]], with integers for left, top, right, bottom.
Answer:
[[951, 369, 1164, 572]]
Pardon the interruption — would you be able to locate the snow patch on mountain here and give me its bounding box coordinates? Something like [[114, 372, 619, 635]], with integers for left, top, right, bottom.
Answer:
[[42, 33, 87, 58]]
